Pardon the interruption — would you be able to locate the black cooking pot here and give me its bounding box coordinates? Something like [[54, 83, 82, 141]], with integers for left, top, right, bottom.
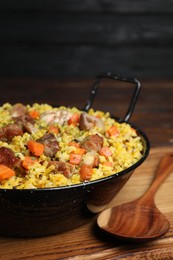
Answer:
[[0, 73, 150, 237]]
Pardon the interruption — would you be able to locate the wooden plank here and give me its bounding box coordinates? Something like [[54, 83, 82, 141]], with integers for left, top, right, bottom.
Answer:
[[0, 13, 173, 45], [0, 0, 173, 13], [0, 147, 173, 259], [0, 45, 172, 78]]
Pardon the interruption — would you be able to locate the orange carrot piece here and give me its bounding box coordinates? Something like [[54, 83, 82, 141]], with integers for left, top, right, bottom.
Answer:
[[107, 126, 119, 137], [0, 164, 15, 181], [27, 140, 44, 156], [69, 147, 86, 165], [80, 164, 93, 181], [67, 113, 80, 126], [102, 161, 113, 167], [22, 156, 38, 170], [29, 110, 40, 119], [68, 141, 80, 148], [69, 153, 82, 165], [74, 148, 86, 155], [48, 125, 59, 134], [99, 146, 113, 158]]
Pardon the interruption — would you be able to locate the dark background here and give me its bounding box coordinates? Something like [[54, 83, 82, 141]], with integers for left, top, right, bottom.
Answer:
[[1, 0, 173, 79]]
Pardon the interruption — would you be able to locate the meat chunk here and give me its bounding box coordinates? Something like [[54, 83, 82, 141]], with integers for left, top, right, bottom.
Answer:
[[41, 110, 72, 125], [49, 161, 74, 178], [11, 104, 36, 134], [22, 121, 37, 134], [81, 134, 103, 152], [79, 113, 104, 131], [82, 151, 100, 167], [11, 103, 27, 118], [0, 147, 21, 169], [0, 123, 23, 142], [15, 113, 34, 124], [37, 133, 59, 157]]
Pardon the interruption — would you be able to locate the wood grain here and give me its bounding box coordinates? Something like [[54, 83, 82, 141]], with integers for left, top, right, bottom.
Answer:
[[97, 154, 173, 242], [1, 45, 173, 78], [1, 0, 173, 13], [0, 146, 173, 259], [1, 13, 173, 45], [0, 78, 172, 258]]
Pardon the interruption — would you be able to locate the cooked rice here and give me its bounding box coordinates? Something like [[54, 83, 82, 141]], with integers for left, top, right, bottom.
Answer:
[[0, 103, 144, 189]]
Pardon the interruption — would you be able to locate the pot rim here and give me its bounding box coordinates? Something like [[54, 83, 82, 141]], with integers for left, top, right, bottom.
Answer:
[[0, 119, 150, 193], [0, 73, 150, 193]]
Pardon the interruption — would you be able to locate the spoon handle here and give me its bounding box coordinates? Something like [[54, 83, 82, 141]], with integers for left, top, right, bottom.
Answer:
[[139, 154, 173, 203]]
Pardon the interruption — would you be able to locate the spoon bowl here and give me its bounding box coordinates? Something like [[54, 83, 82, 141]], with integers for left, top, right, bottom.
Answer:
[[97, 199, 170, 242], [97, 154, 173, 242]]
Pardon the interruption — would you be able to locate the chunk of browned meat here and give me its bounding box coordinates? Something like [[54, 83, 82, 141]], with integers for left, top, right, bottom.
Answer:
[[22, 121, 37, 134], [0, 123, 23, 142], [37, 133, 59, 157], [81, 134, 103, 152], [49, 161, 74, 178], [13, 112, 35, 126], [11, 103, 27, 118], [79, 113, 104, 131], [0, 147, 21, 169], [11, 105, 36, 134]]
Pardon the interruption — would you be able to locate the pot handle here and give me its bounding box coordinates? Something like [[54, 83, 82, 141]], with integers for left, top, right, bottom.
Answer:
[[83, 72, 141, 122]]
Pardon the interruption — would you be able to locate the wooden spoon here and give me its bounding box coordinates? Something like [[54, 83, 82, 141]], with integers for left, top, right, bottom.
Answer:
[[97, 154, 173, 242]]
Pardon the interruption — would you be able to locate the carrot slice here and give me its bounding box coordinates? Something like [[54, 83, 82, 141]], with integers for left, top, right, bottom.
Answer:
[[69, 147, 86, 165], [48, 125, 59, 134], [69, 153, 82, 165], [99, 146, 113, 158], [67, 113, 80, 126], [102, 161, 113, 167], [74, 148, 86, 155], [80, 164, 93, 181], [68, 141, 80, 148], [22, 156, 38, 170], [29, 110, 40, 119], [27, 140, 44, 156], [68, 141, 80, 147], [0, 164, 15, 181], [107, 126, 119, 137]]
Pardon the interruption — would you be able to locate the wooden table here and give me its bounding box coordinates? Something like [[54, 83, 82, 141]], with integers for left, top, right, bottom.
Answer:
[[0, 78, 173, 259]]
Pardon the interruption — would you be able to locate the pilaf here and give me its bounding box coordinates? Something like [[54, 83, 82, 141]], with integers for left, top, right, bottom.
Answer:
[[0, 103, 144, 189]]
